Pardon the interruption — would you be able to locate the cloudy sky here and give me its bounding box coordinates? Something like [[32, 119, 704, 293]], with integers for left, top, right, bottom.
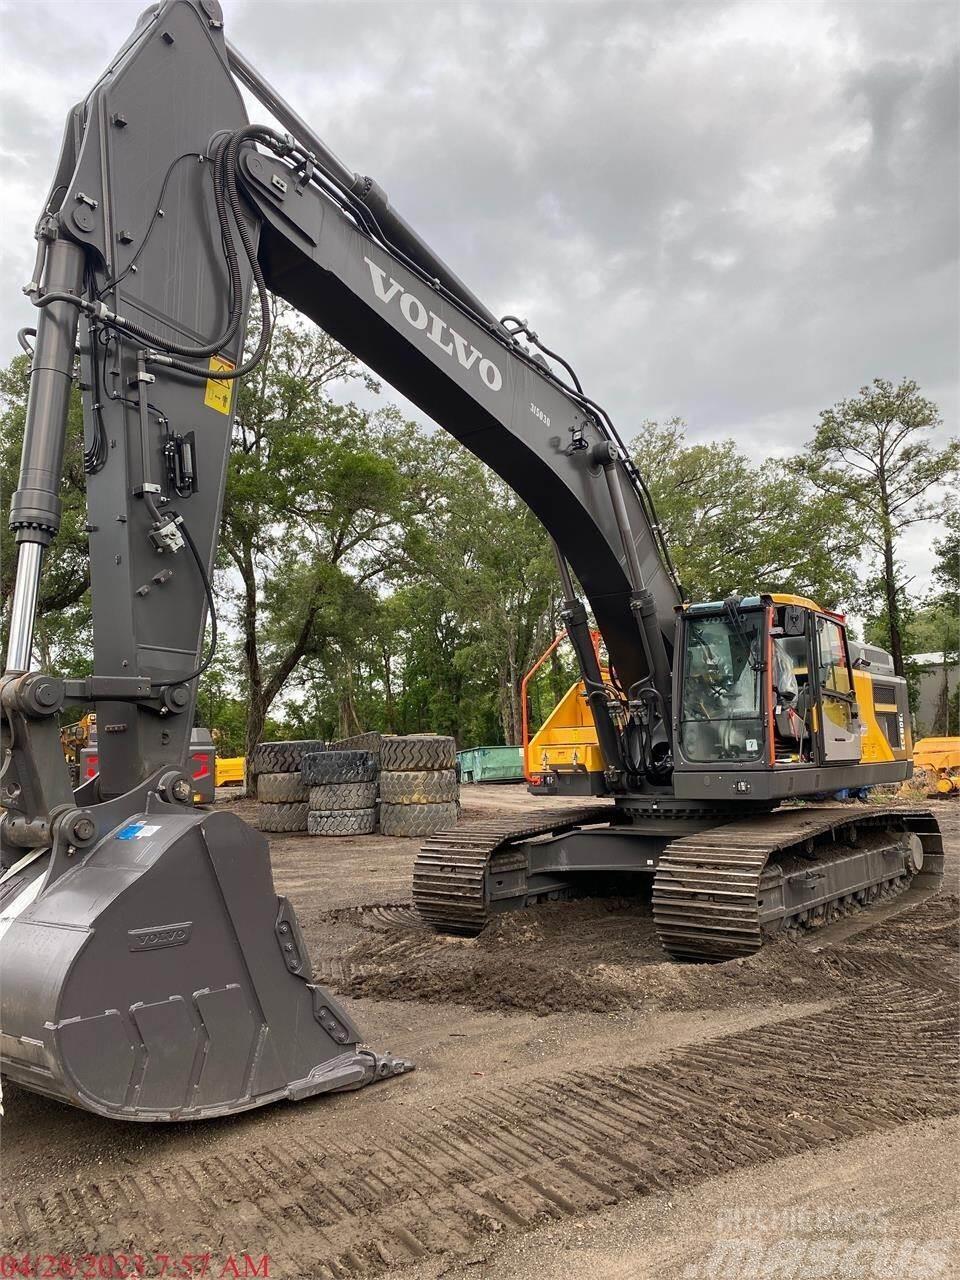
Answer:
[[0, 0, 957, 594]]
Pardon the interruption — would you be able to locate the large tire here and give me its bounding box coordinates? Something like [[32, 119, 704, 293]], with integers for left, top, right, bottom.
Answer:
[[307, 808, 377, 836], [308, 781, 377, 811], [380, 800, 458, 837], [380, 769, 458, 804], [256, 772, 308, 803], [257, 801, 309, 833], [329, 731, 383, 758], [251, 739, 327, 775], [302, 750, 378, 786], [380, 735, 456, 771]]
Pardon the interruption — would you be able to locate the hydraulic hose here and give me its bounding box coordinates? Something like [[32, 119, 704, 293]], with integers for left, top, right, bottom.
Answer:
[[32, 127, 279, 382]]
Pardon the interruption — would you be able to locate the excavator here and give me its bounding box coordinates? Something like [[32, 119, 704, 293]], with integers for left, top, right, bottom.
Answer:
[[0, 0, 942, 1123]]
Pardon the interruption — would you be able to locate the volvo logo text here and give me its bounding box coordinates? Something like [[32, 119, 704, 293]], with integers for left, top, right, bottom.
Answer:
[[128, 921, 193, 952], [364, 257, 503, 392]]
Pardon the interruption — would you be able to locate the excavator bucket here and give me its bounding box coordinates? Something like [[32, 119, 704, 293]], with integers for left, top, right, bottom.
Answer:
[[0, 808, 410, 1120]]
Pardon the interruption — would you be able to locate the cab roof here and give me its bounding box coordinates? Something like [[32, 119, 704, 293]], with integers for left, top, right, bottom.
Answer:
[[682, 593, 834, 617]]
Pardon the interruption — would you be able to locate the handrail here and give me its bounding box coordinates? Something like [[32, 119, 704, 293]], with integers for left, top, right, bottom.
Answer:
[[520, 629, 601, 781]]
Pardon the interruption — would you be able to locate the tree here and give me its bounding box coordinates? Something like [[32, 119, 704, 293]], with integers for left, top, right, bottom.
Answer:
[[274, 436, 568, 749], [923, 501, 959, 735], [631, 418, 863, 607], [793, 379, 958, 676], [220, 300, 441, 768], [927, 500, 960, 631], [394, 445, 560, 744]]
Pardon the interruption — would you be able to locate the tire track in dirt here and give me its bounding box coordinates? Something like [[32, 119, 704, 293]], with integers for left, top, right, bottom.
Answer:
[[5, 896, 957, 1279]]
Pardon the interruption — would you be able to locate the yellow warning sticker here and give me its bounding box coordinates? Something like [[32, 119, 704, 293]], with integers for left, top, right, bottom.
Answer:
[[204, 356, 235, 415]]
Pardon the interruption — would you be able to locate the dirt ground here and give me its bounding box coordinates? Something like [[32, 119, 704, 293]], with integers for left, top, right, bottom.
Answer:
[[1, 786, 957, 1279]]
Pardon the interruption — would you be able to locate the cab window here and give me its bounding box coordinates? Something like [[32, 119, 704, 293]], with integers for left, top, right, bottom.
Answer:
[[817, 617, 851, 696], [679, 612, 765, 763]]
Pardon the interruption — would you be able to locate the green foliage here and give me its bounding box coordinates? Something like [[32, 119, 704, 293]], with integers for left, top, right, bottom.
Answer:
[[925, 500, 959, 658], [895, 503, 959, 733], [393, 444, 560, 744], [793, 378, 958, 674], [630, 418, 862, 607], [220, 301, 438, 764], [798, 379, 955, 544], [900, 603, 958, 659], [195, 649, 249, 757], [278, 442, 565, 747]]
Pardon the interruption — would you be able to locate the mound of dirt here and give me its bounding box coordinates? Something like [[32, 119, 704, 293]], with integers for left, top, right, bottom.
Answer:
[[314, 896, 848, 1017]]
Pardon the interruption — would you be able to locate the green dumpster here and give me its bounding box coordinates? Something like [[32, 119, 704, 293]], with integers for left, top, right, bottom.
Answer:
[[457, 745, 525, 783]]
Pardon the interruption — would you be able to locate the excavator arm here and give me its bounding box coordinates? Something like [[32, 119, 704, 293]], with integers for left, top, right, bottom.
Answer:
[[0, 0, 676, 1122], [5, 0, 680, 817], [240, 112, 682, 698]]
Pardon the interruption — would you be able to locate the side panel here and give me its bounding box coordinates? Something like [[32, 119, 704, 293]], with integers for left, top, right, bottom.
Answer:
[[857, 670, 910, 764], [673, 759, 911, 802], [526, 679, 606, 779]]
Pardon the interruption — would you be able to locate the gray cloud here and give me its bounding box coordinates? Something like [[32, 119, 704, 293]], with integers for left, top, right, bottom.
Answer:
[[1, 0, 956, 593]]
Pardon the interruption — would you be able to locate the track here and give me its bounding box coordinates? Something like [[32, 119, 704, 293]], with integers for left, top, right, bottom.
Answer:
[[4, 892, 956, 1278], [652, 804, 942, 959], [414, 801, 942, 962], [413, 804, 612, 932]]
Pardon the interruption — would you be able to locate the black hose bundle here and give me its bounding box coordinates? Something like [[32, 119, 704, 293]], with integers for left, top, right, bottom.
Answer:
[[34, 125, 283, 382]]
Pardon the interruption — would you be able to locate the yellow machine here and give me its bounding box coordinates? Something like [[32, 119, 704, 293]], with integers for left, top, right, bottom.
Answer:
[[59, 712, 96, 787], [215, 755, 246, 787], [527, 595, 911, 795], [913, 737, 960, 795], [525, 674, 608, 783]]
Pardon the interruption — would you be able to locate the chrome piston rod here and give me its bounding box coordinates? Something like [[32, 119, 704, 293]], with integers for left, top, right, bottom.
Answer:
[[5, 543, 44, 673], [5, 236, 86, 675]]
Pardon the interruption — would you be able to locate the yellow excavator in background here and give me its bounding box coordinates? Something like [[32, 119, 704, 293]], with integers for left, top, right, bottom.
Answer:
[[522, 630, 608, 789]]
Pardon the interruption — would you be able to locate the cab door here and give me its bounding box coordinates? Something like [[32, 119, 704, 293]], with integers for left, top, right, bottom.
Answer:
[[814, 615, 861, 762]]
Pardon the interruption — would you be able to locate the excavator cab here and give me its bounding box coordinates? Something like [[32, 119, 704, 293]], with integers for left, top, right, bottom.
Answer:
[[672, 594, 911, 803]]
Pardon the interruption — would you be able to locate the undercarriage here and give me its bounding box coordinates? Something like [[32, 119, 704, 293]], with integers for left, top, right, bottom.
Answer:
[[413, 803, 943, 960]]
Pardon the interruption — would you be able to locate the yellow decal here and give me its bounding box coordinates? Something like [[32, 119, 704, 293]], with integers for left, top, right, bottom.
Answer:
[[204, 356, 235, 415]]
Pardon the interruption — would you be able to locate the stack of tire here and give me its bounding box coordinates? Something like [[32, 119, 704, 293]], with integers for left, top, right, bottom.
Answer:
[[379, 734, 459, 836], [328, 731, 383, 759], [253, 738, 326, 833], [303, 748, 379, 836]]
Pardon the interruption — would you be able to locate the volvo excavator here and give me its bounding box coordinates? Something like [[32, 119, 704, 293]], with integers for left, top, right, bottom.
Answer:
[[0, 0, 942, 1123]]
